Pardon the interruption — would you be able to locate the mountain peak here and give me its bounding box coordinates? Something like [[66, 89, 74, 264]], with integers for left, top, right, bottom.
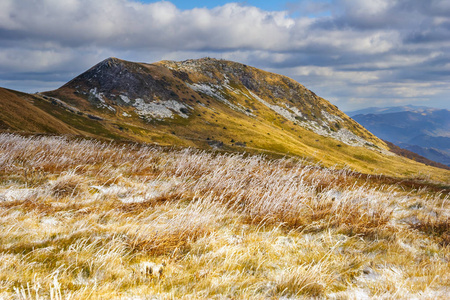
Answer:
[[160, 57, 227, 66], [161, 57, 255, 75], [96, 56, 125, 68], [44, 57, 388, 160]]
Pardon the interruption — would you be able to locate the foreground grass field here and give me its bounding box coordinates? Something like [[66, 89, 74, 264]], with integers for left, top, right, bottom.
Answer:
[[0, 133, 448, 299]]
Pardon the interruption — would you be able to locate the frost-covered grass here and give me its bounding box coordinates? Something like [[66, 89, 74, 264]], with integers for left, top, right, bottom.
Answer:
[[0, 133, 448, 299]]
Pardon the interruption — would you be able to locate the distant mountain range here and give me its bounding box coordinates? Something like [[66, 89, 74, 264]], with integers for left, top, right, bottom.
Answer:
[[348, 105, 450, 167], [347, 105, 438, 116], [0, 57, 449, 178]]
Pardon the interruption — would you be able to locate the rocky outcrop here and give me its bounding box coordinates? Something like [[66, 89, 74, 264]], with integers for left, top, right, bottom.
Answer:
[[46, 57, 386, 149]]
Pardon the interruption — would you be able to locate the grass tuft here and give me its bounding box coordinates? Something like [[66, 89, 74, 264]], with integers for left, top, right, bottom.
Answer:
[[50, 172, 86, 198], [274, 263, 334, 297]]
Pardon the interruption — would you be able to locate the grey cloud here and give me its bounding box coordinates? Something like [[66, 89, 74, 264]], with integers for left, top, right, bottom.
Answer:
[[0, 0, 295, 50], [0, 0, 449, 110]]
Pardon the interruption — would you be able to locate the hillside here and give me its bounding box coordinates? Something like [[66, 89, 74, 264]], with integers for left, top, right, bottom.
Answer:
[[0, 88, 78, 135], [44, 57, 383, 149], [0, 87, 130, 140], [1, 57, 449, 180], [0, 134, 448, 298], [351, 107, 450, 167]]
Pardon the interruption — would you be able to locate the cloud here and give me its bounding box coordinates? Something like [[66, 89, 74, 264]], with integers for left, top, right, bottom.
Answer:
[[0, 0, 295, 50], [0, 0, 449, 110]]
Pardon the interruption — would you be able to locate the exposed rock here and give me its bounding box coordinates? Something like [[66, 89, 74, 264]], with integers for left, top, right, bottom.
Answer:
[[207, 140, 224, 149], [45, 56, 387, 151]]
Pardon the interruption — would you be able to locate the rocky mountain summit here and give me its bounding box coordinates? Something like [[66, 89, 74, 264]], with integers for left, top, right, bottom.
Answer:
[[47, 57, 382, 149], [163, 58, 377, 147]]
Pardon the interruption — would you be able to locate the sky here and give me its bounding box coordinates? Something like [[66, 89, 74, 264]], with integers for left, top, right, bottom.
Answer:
[[140, 1, 287, 11], [0, 0, 449, 111]]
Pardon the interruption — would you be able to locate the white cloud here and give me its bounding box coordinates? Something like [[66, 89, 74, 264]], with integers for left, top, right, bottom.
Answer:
[[0, 1, 296, 50], [0, 0, 449, 110]]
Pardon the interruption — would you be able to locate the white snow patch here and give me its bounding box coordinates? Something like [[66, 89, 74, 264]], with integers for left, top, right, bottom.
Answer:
[[89, 88, 105, 103], [162, 100, 190, 118], [122, 112, 131, 117], [246, 88, 371, 147], [89, 88, 116, 112], [0, 188, 38, 202], [248, 89, 301, 123], [333, 128, 369, 146], [90, 179, 182, 204], [106, 105, 116, 112], [187, 83, 227, 102], [120, 94, 130, 103], [91, 184, 128, 197], [321, 110, 343, 123], [398, 240, 419, 255], [187, 83, 254, 116], [133, 98, 190, 120], [285, 103, 304, 119], [40, 217, 60, 227]]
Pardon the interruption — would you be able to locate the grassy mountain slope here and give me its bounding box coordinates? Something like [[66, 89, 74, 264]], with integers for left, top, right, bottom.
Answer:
[[1, 57, 449, 181], [43, 57, 450, 180], [0, 87, 134, 141], [0, 87, 78, 134]]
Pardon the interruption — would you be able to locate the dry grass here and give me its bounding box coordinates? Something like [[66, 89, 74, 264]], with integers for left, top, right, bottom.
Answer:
[[0, 133, 449, 299]]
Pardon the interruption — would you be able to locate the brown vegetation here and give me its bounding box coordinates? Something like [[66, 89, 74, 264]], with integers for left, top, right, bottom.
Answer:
[[0, 133, 448, 299]]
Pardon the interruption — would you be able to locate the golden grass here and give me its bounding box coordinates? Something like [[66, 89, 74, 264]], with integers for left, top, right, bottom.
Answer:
[[0, 133, 449, 299]]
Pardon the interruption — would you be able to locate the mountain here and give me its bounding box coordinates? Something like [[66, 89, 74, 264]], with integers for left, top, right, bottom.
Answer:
[[346, 105, 437, 116], [44, 57, 382, 147], [1, 57, 449, 180], [351, 107, 450, 167], [383, 141, 450, 170]]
